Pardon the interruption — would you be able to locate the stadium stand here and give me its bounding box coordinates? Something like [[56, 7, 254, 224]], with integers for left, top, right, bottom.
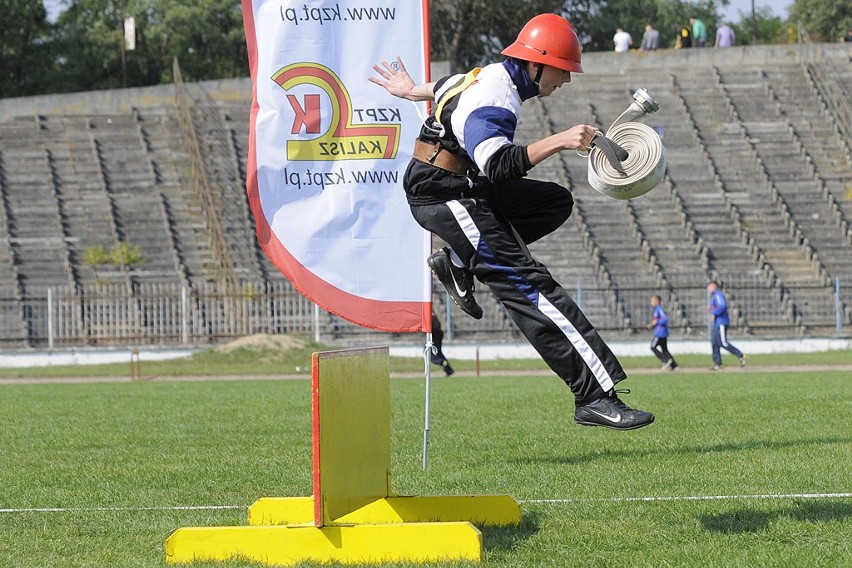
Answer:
[[0, 44, 849, 346]]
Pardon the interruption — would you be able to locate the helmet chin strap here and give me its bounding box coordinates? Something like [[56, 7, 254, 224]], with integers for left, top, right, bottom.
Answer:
[[533, 63, 545, 87]]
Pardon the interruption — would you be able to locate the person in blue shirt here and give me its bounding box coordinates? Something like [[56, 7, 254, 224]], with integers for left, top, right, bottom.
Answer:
[[647, 295, 677, 370], [707, 281, 746, 370]]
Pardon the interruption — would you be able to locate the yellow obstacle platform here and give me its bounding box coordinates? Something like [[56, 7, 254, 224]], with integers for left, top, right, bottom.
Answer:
[[166, 347, 521, 565]]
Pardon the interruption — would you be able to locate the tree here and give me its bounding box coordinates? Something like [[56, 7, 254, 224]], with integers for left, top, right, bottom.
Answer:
[[429, 0, 566, 73], [52, 0, 159, 92], [577, 0, 724, 52], [730, 7, 790, 45], [426, 0, 730, 69], [0, 0, 53, 97], [575, 0, 660, 52], [789, 0, 851, 43], [50, 0, 247, 93], [148, 0, 248, 83]]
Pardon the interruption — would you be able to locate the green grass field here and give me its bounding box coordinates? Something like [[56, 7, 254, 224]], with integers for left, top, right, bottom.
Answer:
[[1, 348, 850, 567]]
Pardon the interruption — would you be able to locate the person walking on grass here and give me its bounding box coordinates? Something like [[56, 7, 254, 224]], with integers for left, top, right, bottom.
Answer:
[[707, 281, 746, 371], [648, 295, 677, 371], [369, 14, 654, 430], [430, 312, 455, 376]]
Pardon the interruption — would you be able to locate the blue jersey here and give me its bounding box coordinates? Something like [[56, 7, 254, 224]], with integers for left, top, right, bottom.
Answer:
[[652, 305, 669, 338], [709, 289, 730, 326]]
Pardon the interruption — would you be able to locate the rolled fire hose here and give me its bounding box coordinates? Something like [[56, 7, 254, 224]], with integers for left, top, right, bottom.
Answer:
[[586, 88, 667, 200]]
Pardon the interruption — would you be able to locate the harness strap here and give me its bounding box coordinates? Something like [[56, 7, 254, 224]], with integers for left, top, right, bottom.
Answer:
[[434, 68, 481, 127]]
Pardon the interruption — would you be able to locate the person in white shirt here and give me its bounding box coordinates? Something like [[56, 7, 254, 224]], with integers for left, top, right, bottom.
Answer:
[[613, 27, 633, 52]]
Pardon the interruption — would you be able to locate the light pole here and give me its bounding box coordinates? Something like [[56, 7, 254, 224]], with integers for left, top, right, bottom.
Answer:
[[751, 0, 757, 43]]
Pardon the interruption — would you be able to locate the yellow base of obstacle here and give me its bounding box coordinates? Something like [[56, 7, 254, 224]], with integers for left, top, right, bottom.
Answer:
[[166, 522, 483, 564], [249, 495, 520, 526], [165, 347, 520, 565]]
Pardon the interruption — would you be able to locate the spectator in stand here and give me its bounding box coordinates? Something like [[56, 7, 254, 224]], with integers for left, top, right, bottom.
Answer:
[[716, 22, 736, 47], [707, 281, 747, 371], [841, 29, 852, 43], [640, 24, 661, 51], [613, 27, 633, 52], [690, 16, 708, 47], [675, 24, 692, 49]]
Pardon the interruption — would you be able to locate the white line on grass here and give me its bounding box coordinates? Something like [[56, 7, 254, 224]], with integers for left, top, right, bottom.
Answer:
[[0, 505, 245, 513], [3, 493, 850, 514], [524, 492, 852, 504]]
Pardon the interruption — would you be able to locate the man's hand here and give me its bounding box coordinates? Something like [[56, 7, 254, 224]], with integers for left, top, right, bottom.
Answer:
[[560, 124, 601, 151], [369, 56, 418, 100], [527, 124, 601, 165]]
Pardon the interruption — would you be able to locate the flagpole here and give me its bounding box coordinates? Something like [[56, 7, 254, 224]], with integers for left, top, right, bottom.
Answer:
[[422, 331, 433, 470]]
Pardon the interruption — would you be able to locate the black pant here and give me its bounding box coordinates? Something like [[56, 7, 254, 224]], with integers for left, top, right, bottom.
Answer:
[[408, 171, 625, 404], [430, 313, 453, 375], [650, 336, 676, 367]]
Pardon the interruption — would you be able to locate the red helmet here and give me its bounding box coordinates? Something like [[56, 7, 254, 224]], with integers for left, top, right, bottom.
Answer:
[[501, 14, 583, 73]]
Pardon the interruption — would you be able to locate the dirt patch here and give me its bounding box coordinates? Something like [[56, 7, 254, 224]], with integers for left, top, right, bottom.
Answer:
[[212, 333, 310, 354], [2, 364, 851, 385]]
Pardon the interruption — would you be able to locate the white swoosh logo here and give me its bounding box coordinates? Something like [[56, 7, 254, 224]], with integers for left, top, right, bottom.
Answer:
[[586, 409, 622, 424], [450, 269, 468, 297]]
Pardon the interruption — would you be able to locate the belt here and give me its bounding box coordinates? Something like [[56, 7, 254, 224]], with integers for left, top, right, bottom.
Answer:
[[412, 140, 478, 178]]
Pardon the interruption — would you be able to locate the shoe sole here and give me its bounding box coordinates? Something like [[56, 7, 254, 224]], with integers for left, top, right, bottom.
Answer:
[[427, 254, 483, 320], [574, 415, 655, 430]]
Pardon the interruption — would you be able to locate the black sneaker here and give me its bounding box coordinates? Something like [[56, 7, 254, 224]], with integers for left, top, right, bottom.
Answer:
[[574, 389, 655, 431], [427, 248, 483, 320]]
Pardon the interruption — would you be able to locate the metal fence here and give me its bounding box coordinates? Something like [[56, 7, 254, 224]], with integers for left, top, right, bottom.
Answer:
[[593, 272, 850, 338], [0, 274, 849, 349], [2, 281, 318, 348]]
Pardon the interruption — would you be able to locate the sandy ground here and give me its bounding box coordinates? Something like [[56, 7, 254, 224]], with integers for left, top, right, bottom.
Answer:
[[2, 364, 851, 385]]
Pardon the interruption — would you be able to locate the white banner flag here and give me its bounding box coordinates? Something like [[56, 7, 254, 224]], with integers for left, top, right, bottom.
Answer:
[[241, 0, 432, 332], [124, 17, 135, 51]]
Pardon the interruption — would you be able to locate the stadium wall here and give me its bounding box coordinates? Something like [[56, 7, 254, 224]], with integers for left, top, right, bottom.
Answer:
[[4, 44, 846, 120], [1, 44, 849, 347], [0, 78, 252, 119]]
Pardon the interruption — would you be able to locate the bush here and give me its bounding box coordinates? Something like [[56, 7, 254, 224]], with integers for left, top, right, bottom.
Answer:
[[83, 245, 110, 266], [110, 242, 145, 267], [83, 242, 145, 268]]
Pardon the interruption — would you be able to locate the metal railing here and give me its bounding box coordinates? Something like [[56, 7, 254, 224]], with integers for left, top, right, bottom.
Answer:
[[0, 275, 848, 349], [172, 58, 238, 293], [796, 24, 852, 161]]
